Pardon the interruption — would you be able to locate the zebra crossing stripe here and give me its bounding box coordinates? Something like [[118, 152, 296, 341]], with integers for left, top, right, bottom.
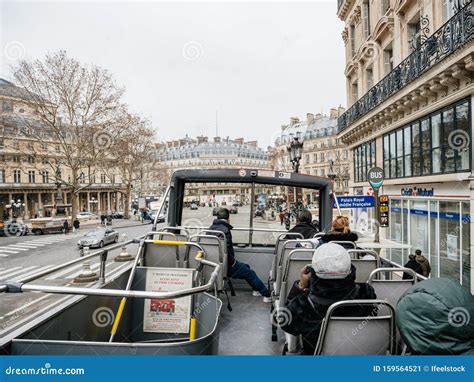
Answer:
[[6, 244, 40, 249], [0, 267, 22, 277], [0, 248, 20, 254], [5, 246, 29, 252], [0, 266, 38, 280], [45, 263, 84, 280]]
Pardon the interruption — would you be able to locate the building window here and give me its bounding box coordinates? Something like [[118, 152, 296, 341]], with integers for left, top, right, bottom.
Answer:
[[13, 170, 21, 183], [351, 81, 359, 104], [27, 155, 35, 164], [11, 155, 20, 163], [28, 170, 35, 183], [12, 141, 19, 150], [0, 140, 4, 149], [408, 16, 421, 52], [353, 140, 376, 183], [350, 24, 356, 55], [0, 169, 4, 183], [366, 65, 373, 90], [101, 173, 106, 183], [383, 98, 471, 179], [42, 170, 49, 183], [362, 0, 371, 39], [383, 44, 394, 74]]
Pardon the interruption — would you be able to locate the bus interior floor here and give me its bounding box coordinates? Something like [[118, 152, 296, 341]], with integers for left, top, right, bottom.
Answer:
[[218, 289, 284, 355]]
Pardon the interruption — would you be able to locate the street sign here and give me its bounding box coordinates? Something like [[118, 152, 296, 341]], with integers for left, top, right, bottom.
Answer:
[[379, 195, 389, 227], [367, 167, 385, 189], [332, 196, 374, 209]]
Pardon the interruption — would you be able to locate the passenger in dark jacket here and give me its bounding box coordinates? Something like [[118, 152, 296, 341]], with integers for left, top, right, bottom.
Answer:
[[73, 218, 80, 231], [402, 254, 423, 279], [415, 249, 431, 277], [320, 215, 358, 248], [281, 243, 377, 354], [397, 278, 474, 355], [288, 210, 319, 239], [209, 208, 271, 301]]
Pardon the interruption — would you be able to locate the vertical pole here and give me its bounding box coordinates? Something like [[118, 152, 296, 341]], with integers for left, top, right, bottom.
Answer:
[[249, 182, 255, 247], [374, 188, 380, 243]]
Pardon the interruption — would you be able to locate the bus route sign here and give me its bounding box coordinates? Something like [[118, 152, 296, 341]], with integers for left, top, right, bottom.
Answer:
[[367, 167, 385, 189]]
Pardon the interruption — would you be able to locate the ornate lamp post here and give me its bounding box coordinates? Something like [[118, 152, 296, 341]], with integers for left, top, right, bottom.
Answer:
[[287, 132, 304, 207], [53, 163, 63, 217], [6, 199, 25, 220]]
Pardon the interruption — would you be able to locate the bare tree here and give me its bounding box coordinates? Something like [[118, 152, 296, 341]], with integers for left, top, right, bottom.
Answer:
[[108, 114, 156, 218], [12, 50, 125, 221]]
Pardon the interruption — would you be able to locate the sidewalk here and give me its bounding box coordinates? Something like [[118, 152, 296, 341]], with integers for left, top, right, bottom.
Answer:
[[81, 218, 151, 230]]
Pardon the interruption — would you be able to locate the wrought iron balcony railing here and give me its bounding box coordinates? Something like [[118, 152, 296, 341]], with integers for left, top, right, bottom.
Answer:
[[338, 0, 473, 133]]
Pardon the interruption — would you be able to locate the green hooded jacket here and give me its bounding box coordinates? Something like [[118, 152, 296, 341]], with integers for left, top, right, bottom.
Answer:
[[396, 278, 474, 355]]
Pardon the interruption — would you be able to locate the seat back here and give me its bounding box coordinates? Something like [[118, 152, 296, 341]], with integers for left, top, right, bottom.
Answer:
[[271, 233, 304, 281], [315, 300, 396, 355], [143, 234, 184, 268], [330, 240, 357, 249], [279, 249, 313, 304], [157, 232, 189, 262], [348, 249, 380, 283], [368, 268, 416, 315], [275, 240, 315, 295], [188, 235, 226, 290]]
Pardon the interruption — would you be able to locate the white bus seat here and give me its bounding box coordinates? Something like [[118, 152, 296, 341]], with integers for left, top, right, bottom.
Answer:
[[188, 235, 227, 291], [274, 240, 315, 296], [143, 234, 183, 268], [314, 300, 396, 355], [328, 240, 357, 249], [157, 232, 188, 263], [348, 250, 380, 283], [271, 233, 304, 281]]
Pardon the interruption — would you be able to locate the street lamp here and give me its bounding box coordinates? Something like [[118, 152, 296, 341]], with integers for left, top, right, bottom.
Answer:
[[6, 199, 25, 219], [89, 196, 98, 213], [287, 132, 304, 173]]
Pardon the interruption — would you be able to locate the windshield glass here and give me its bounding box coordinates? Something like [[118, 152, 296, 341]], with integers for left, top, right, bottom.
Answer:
[[84, 230, 101, 237], [181, 182, 321, 246]]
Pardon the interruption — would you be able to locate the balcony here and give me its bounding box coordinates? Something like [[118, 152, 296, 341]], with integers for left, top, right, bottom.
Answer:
[[338, 1, 473, 133]]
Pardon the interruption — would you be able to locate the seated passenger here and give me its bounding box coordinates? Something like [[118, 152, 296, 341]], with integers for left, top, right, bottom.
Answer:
[[402, 254, 423, 279], [281, 243, 376, 355], [209, 208, 271, 302], [396, 278, 474, 355], [288, 210, 319, 239], [320, 216, 358, 248]]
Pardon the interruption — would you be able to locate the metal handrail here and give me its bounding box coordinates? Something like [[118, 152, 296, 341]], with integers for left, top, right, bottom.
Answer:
[[4, 257, 220, 300], [379, 256, 428, 282], [0, 234, 146, 292], [151, 186, 171, 231], [180, 225, 288, 233]]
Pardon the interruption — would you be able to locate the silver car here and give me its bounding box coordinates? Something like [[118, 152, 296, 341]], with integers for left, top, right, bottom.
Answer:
[[77, 228, 119, 249]]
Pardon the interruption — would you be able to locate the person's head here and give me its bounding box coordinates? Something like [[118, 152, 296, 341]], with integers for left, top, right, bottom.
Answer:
[[408, 254, 416, 261], [311, 243, 351, 280], [216, 208, 230, 221], [415, 249, 422, 256], [296, 210, 312, 224], [332, 215, 351, 234]]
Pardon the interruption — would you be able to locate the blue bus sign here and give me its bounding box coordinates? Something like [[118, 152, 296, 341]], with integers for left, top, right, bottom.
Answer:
[[333, 196, 374, 209]]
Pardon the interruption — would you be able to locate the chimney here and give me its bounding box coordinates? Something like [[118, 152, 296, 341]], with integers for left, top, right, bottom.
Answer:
[[214, 136, 221, 143], [246, 140, 257, 147], [338, 105, 346, 116], [235, 138, 244, 145], [330, 108, 338, 119], [306, 113, 314, 125], [197, 135, 207, 144], [290, 117, 299, 126], [315, 113, 322, 120]]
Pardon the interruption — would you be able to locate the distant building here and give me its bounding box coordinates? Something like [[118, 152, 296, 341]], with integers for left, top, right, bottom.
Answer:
[[270, 107, 349, 204], [0, 78, 126, 219], [155, 136, 272, 205]]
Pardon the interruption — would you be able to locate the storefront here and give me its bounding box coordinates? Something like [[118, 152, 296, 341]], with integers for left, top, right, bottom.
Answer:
[[382, 182, 470, 290]]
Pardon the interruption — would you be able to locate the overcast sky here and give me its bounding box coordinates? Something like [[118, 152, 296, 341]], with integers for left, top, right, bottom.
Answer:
[[1, 0, 345, 148]]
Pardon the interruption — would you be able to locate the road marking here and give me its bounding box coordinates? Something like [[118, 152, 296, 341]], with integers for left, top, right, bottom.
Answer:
[[45, 263, 84, 280], [0, 293, 52, 319], [0, 248, 20, 254], [0, 266, 38, 280], [5, 246, 29, 252], [6, 244, 41, 249], [15, 264, 57, 281], [0, 267, 22, 277]]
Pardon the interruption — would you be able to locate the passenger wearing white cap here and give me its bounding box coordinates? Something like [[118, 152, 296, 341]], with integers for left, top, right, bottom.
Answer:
[[280, 243, 377, 355]]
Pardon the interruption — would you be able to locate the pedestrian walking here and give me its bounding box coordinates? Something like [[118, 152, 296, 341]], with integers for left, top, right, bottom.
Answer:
[[73, 218, 80, 233], [63, 219, 69, 235]]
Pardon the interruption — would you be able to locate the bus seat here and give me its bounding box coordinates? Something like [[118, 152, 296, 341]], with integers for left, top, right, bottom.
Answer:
[[157, 232, 189, 263], [274, 240, 315, 296], [348, 250, 380, 283], [270, 233, 304, 281], [329, 240, 357, 249], [314, 300, 396, 355], [277, 249, 313, 354], [142, 239, 184, 268], [188, 234, 227, 291]]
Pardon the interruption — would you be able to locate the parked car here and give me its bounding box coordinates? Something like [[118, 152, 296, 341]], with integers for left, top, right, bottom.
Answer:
[[190, 203, 198, 210], [77, 211, 98, 220], [31, 218, 66, 235], [77, 228, 119, 249], [110, 211, 124, 219], [149, 209, 165, 223], [229, 206, 238, 214]]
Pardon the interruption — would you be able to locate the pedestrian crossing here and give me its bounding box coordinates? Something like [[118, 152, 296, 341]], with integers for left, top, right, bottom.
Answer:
[[0, 235, 77, 257], [0, 261, 116, 281]]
